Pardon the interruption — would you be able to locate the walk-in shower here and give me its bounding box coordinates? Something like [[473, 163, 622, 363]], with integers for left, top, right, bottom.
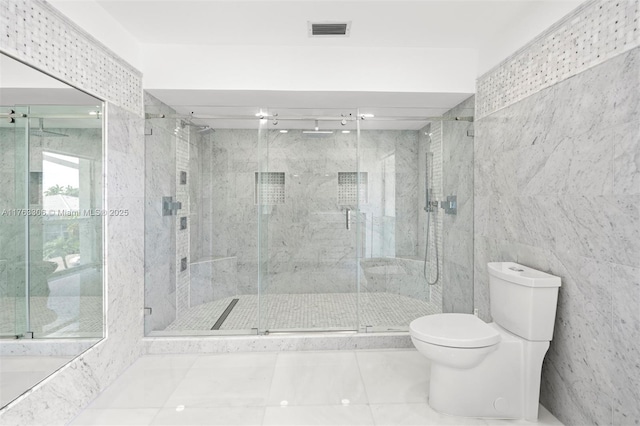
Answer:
[[143, 94, 475, 336]]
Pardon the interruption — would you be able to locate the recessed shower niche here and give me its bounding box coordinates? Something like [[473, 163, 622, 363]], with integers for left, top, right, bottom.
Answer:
[[255, 172, 285, 205]]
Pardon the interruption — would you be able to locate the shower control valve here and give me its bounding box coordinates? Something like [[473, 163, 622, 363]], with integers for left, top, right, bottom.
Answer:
[[440, 195, 457, 215], [162, 196, 183, 216]]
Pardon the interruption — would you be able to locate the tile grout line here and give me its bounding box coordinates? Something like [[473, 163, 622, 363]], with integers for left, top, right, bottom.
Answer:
[[353, 350, 378, 425]]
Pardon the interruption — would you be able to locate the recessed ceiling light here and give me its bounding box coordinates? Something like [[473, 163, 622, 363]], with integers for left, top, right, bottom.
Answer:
[[280, 130, 288, 133], [342, 130, 351, 134]]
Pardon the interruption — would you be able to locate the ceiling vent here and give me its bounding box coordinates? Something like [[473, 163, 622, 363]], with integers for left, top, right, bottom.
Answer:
[[308, 21, 351, 37]]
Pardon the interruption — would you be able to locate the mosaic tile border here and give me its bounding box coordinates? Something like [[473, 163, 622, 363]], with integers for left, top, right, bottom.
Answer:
[[0, 0, 143, 116], [175, 123, 191, 317], [477, 0, 640, 119]]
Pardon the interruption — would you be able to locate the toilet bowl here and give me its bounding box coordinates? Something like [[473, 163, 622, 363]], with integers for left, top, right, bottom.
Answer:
[[410, 262, 561, 421], [410, 314, 500, 369]]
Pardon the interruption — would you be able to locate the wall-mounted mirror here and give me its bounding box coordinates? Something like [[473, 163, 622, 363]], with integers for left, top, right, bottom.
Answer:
[[0, 53, 104, 408]]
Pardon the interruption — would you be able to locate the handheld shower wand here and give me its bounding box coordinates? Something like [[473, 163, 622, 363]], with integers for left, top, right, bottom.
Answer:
[[423, 149, 439, 285]]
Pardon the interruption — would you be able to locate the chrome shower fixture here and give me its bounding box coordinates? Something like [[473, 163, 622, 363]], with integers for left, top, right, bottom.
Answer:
[[30, 118, 68, 138], [197, 125, 214, 134]]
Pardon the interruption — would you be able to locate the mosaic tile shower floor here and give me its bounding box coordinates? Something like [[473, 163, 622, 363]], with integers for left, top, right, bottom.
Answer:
[[162, 292, 440, 333]]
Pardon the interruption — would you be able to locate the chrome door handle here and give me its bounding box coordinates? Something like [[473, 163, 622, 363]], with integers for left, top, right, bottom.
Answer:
[[346, 208, 351, 230]]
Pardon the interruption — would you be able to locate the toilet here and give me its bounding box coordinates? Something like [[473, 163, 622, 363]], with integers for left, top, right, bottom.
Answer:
[[410, 262, 561, 421]]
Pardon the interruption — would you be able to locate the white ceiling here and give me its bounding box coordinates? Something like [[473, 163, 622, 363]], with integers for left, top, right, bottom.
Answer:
[[96, 1, 577, 51], [94, 0, 583, 129], [24, 1, 587, 130]]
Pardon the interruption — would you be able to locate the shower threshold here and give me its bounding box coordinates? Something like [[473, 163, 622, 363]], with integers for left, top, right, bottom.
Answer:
[[264, 328, 358, 335], [156, 292, 439, 336]]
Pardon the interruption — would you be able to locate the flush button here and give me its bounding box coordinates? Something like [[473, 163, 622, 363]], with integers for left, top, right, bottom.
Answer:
[[494, 397, 510, 413], [508, 266, 524, 272]]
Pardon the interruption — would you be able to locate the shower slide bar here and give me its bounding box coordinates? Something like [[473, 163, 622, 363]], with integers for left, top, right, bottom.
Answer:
[[363, 116, 473, 122], [144, 113, 474, 122], [1, 112, 102, 119], [145, 113, 357, 122]]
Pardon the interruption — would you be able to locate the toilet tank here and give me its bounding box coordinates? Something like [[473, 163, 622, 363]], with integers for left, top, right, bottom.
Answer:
[[488, 262, 561, 341]]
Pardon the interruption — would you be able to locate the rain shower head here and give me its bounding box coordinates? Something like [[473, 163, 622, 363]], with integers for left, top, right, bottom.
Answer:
[[197, 125, 214, 134], [30, 118, 68, 138], [302, 120, 334, 137], [179, 121, 214, 134]]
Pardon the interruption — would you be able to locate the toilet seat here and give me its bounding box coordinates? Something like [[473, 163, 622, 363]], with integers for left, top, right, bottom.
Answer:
[[410, 313, 500, 348]]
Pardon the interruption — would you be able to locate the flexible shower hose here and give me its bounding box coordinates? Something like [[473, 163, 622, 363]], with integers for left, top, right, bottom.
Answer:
[[423, 207, 439, 285]]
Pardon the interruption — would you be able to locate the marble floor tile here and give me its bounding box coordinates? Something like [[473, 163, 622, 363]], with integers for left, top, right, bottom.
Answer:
[[267, 351, 368, 406], [369, 403, 489, 425], [151, 406, 264, 425], [263, 404, 374, 425], [163, 354, 276, 408], [189, 352, 277, 370], [89, 368, 191, 409], [125, 354, 199, 373], [356, 349, 430, 404], [485, 405, 563, 426], [74, 350, 564, 426], [70, 408, 160, 425]]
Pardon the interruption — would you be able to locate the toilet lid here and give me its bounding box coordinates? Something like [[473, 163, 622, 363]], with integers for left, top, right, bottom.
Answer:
[[410, 313, 501, 348]]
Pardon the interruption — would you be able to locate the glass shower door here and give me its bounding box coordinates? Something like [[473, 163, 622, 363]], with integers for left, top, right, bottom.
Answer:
[[258, 109, 361, 332], [0, 106, 28, 338], [26, 107, 104, 338]]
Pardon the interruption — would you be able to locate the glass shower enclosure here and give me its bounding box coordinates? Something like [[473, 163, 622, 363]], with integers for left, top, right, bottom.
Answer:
[[143, 97, 475, 336]]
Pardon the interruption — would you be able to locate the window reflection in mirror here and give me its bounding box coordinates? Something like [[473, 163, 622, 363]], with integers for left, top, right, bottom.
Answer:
[[0, 53, 104, 408]]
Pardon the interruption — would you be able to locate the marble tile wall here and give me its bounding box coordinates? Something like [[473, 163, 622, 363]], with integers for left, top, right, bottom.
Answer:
[[274, 164, 359, 294], [417, 123, 444, 300], [190, 257, 238, 307], [477, 0, 640, 119], [192, 129, 421, 297], [474, 45, 639, 425], [381, 131, 420, 257], [441, 97, 475, 313], [0, 1, 145, 423], [358, 257, 441, 306], [200, 129, 259, 295]]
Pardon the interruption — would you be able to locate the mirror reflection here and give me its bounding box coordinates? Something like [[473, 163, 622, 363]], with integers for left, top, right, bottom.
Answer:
[[0, 53, 104, 407]]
